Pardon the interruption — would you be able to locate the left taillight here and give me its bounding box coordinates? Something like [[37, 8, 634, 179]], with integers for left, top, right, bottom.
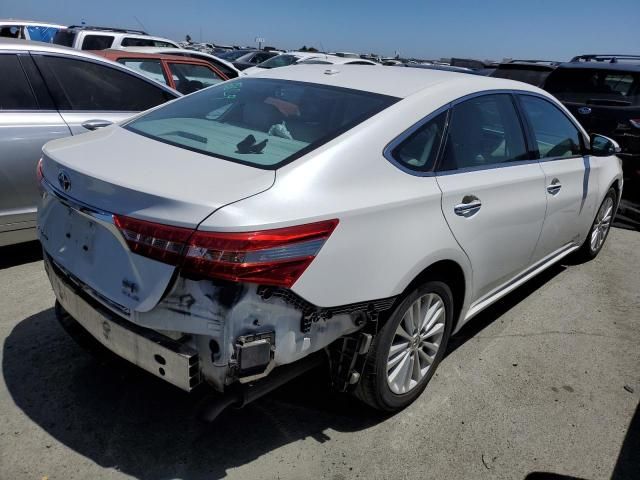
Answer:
[[114, 216, 339, 288]]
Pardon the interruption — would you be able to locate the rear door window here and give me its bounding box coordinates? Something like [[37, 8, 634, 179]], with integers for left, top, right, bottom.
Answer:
[[519, 95, 584, 158], [81, 34, 114, 50], [52, 29, 75, 47], [34, 55, 174, 111], [439, 94, 529, 171], [117, 58, 169, 85], [545, 68, 640, 106], [126, 78, 398, 169], [0, 54, 39, 110]]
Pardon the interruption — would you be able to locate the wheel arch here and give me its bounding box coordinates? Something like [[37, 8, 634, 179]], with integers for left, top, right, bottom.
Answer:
[[395, 257, 471, 333]]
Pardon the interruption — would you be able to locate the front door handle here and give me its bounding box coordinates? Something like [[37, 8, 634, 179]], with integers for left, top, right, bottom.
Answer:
[[454, 196, 482, 217], [81, 119, 113, 131], [547, 178, 562, 195]]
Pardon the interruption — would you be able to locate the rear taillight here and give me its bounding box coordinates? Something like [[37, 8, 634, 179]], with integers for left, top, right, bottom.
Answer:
[[114, 215, 338, 288], [630, 119, 640, 129], [114, 215, 192, 265]]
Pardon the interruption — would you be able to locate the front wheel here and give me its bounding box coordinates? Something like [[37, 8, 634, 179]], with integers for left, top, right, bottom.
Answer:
[[354, 280, 454, 411], [573, 187, 617, 262]]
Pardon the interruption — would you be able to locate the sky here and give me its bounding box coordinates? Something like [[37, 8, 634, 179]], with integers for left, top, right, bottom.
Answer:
[[2, 0, 639, 61]]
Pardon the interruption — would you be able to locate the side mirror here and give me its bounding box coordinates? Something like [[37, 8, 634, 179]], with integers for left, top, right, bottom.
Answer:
[[590, 134, 621, 156]]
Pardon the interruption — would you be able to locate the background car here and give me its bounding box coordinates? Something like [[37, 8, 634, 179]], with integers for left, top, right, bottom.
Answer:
[[0, 38, 179, 247], [490, 60, 559, 87], [0, 19, 65, 42], [92, 50, 229, 94], [229, 50, 280, 71], [242, 51, 329, 74], [296, 55, 379, 66], [53, 25, 180, 50], [395, 63, 482, 75], [544, 54, 640, 195], [119, 46, 242, 78]]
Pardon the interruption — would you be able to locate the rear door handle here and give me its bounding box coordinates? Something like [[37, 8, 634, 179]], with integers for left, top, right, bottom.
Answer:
[[81, 119, 113, 131], [547, 178, 562, 195], [454, 196, 482, 217]]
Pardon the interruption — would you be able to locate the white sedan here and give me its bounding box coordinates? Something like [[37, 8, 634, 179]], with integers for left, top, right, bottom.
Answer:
[[37, 65, 622, 415]]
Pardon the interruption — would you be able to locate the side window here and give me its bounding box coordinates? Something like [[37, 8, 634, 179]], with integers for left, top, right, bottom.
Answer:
[[519, 95, 583, 158], [0, 54, 38, 110], [167, 63, 224, 94], [440, 94, 528, 171], [390, 111, 447, 171], [117, 58, 169, 85], [34, 55, 174, 111], [81, 34, 114, 50]]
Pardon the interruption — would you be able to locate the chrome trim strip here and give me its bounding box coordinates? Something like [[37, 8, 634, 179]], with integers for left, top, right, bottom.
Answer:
[[464, 242, 578, 321]]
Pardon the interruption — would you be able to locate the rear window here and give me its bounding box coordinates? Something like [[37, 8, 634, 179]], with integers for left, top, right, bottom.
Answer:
[[121, 37, 176, 48], [125, 78, 398, 169], [257, 55, 299, 69], [52, 30, 75, 47], [81, 34, 114, 50], [545, 68, 640, 106], [491, 65, 553, 87]]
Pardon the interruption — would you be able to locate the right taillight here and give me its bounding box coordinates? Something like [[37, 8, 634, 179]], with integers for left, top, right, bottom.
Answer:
[[114, 215, 338, 288]]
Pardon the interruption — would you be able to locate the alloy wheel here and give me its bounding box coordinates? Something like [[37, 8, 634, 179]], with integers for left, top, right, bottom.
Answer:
[[386, 293, 446, 394], [590, 196, 614, 253]]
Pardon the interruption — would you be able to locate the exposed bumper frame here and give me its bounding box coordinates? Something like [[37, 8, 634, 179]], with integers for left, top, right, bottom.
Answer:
[[45, 256, 201, 391]]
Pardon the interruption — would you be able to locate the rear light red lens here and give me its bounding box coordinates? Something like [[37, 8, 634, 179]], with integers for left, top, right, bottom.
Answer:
[[182, 220, 338, 288], [114, 215, 338, 288], [114, 215, 193, 265]]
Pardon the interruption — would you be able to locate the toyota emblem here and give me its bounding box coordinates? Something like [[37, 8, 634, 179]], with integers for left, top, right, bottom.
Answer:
[[58, 171, 71, 192]]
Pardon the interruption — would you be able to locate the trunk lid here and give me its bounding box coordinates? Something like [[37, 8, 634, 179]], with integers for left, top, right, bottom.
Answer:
[[39, 126, 275, 315]]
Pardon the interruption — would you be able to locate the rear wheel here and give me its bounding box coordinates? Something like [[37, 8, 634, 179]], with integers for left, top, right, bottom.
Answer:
[[573, 188, 616, 262], [355, 280, 454, 411]]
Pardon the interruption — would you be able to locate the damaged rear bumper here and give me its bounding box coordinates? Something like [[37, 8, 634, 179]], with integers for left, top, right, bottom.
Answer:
[[46, 257, 201, 391]]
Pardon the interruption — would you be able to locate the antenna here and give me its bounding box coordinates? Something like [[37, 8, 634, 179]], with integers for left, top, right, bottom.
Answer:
[[133, 16, 147, 33]]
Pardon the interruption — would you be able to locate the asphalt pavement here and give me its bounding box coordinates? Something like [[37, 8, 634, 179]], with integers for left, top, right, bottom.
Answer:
[[0, 228, 638, 480]]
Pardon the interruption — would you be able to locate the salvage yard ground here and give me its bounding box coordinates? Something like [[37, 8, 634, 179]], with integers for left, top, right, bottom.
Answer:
[[0, 228, 639, 480]]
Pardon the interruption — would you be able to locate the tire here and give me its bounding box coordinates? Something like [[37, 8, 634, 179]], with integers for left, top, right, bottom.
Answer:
[[354, 280, 454, 411], [572, 187, 617, 262]]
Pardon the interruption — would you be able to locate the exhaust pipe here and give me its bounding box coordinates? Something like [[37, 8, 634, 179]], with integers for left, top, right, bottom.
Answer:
[[199, 352, 326, 422]]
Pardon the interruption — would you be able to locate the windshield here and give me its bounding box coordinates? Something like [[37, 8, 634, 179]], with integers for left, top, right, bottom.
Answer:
[[126, 78, 398, 169], [545, 68, 640, 105], [257, 54, 300, 69]]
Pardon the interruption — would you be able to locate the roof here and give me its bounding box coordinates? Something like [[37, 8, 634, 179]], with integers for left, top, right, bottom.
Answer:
[[555, 61, 640, 73], [251, 64, 539, 99], [92, 49, 215, 65], [0, 19, 65, 28]]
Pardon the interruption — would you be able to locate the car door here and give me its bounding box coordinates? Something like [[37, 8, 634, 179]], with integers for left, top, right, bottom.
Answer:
[[436, 93, 547, 300], [32, 53, 177, 134], [0, 53, 70, 237], [517, 94, 598, 262]]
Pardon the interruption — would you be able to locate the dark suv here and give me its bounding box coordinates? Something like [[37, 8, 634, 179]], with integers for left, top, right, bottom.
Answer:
[[544, 55, 640, 193], [491, 60, 559, 87]]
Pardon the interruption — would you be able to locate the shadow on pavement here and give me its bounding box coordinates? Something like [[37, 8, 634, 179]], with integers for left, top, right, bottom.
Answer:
[[3, 308, 387, 479], [0, 240, 42, 270], [3, 260, 636, 479]]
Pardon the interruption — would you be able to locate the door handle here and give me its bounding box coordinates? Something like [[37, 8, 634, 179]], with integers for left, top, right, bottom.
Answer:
[[81, 119, 113, 131], [454, 196, 482, 217], [546, 178, 562, 195]]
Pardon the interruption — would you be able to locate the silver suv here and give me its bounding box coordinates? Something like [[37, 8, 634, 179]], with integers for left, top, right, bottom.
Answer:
[[0, 38, 179, 247]]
